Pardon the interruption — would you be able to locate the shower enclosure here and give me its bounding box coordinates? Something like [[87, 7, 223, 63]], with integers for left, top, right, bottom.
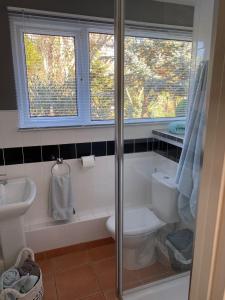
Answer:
[[114, 0, 215, 299]]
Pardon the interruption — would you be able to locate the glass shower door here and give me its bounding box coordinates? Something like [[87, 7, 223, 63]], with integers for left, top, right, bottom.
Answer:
[[114, 0, 215, 298]]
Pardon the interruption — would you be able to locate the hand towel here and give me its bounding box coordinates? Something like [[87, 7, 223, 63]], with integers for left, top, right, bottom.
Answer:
[[49, 174, 75, 221], [168, 121, 186, 135]]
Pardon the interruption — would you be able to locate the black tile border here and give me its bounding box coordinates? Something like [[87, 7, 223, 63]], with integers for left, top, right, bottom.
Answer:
[[4, 147, 23, 165], [152, 129, 184, 144], [92, 141, 106, 157], [153, 138, 182, 162], [23, 146, 42, 164], [0, 149, 4, 166], [0, 138, 182, 166]]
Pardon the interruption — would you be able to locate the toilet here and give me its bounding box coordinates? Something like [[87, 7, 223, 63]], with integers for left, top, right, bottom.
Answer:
[[106, 171, 179, 270]]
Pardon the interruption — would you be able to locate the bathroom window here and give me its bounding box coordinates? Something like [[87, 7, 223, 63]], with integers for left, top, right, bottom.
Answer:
[[89, 32, 192, 121], [10, 15, 192, 128], [24, 33, 77, 118]]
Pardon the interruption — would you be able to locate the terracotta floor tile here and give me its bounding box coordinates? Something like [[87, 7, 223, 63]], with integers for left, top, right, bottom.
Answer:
[[104, 290, 118, 300], [43, 277, 57, 300], [123, 269, 139, 284], [137, 262, 171, 281], [38, 259, 54, 280], [55, 265, 100, 300], [92, 258, 116, 291], [140, 270, 175, 285], [81, 292, 106, 299], [88, 243, 115, 262], [123, 280, 141, 290], [51, 250, 90, 273]]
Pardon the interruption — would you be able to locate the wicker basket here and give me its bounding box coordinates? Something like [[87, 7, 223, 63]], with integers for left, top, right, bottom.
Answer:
[[0, 248, 43, 300]]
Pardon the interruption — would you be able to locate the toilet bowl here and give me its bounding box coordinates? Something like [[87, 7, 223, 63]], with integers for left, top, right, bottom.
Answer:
[[106, 172, 179, 270], [106, 207, 165, 270]]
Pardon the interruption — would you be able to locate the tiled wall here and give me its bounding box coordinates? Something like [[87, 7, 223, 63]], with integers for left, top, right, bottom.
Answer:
[[0, 138, 182, 166], [23, 152, 178, 252], [0, 109, 181, 251]]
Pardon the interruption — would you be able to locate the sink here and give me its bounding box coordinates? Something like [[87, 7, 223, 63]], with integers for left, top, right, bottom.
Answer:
[[0, 177, 36, 269], [0, 177, 36, 221]]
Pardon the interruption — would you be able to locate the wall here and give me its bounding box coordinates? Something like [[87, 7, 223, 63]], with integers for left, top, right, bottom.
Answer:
[[0, 152, 178, 252], [0, 130, 180, 252], [192, 0, 215, 65]]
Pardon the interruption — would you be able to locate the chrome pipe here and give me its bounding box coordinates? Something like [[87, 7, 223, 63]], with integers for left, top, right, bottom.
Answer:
[[115, 0, 125, 298]]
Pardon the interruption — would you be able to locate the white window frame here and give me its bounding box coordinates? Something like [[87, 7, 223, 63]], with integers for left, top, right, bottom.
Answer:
[[10, 15, 192, 129]]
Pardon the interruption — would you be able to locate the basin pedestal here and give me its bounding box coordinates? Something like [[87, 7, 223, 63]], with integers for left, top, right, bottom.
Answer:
[[0, 177, 36, 270], [0, 217, 26, 269]]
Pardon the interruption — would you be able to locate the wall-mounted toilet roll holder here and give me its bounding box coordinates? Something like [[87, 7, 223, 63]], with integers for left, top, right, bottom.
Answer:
[[80, 155, 96, 168]]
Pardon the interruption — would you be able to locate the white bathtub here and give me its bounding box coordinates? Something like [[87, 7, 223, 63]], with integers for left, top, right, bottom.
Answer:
[[123, 274, 190, 300]]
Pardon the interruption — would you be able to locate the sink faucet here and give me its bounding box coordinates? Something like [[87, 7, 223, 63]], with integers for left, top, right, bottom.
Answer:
[[0, 174, 7, 185]]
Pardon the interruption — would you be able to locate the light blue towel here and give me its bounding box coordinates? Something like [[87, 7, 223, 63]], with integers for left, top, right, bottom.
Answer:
[[176, 61, 208, 228], [0, 268, 20, 291], [49, 174, 75, 221], [20, 275, 39, 294], [0, 269, 39, 300], [168, 121, 186, 135]]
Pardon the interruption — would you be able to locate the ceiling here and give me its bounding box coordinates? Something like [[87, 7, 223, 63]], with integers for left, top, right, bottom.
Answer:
[[154, 0, 195, 6]]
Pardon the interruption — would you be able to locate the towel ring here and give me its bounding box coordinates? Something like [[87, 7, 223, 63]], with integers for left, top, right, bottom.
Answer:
[[51, 158, 71, 176]]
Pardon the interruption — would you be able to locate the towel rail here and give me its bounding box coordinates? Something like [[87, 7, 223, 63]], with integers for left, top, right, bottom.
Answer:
[[51, 158, 71, 176]]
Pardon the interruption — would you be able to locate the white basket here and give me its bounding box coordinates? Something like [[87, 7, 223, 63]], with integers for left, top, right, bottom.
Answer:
[[0, 248, 43, 300]]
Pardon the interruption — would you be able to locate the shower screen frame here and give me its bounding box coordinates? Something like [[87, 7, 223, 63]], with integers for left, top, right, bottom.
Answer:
[[114, 0, 125, 298]]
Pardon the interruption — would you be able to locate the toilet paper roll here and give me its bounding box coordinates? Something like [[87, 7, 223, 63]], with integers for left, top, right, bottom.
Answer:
[[81, 155, 95, 168]]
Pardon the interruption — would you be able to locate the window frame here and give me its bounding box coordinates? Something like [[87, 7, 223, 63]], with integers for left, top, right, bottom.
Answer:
[[10, 15, 192, 129]]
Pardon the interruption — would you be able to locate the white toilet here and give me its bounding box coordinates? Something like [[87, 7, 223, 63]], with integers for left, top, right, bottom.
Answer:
[[106, 171, 179, 270]]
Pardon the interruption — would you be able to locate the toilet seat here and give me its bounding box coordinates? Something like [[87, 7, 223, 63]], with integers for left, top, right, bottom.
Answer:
[[106, 207, 165, 237]]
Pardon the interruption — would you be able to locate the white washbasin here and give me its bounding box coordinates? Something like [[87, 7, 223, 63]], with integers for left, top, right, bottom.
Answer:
[[0, 177, 36, 221]]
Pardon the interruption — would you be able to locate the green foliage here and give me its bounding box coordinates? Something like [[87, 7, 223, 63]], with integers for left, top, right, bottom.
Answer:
[[24, 31, 192, 120], [89, 33, 192, 120], [24, 33, 76, 117]]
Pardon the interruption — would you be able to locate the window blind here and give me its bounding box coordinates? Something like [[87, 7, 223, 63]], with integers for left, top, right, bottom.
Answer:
[[89, 33, 192, 121], [24, 33, 77, 118], [10, 12, 192, 128]]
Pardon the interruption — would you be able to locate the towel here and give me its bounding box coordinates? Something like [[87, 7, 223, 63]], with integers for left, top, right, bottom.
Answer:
[[49, 174, 75, 221], [0, 269, 28, 300], [0, 268, 39, 300], [176, 61, 208, 228], [20, 275, 39, 294], [168, 121, 186, 135], [0, 268, 20, 291], [18, 258, 40, 277]]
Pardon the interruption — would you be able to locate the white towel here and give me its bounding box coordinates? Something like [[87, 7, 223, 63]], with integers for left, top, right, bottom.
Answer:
[[49, 174, 75, 221]]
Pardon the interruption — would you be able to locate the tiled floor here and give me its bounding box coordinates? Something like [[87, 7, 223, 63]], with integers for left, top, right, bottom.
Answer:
[[37, 240, 175, 300]]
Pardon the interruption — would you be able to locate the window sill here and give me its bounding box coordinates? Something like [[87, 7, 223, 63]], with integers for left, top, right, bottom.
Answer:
[[17, 118, 185, 132]]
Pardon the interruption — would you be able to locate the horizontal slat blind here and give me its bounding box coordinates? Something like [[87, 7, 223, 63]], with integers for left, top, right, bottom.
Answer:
[[24, 33, 77, 118], [89, 33, 192, 120], [89, 32, 114, 121], [124, 36, 192, 119], [10, 13, 192, 128]]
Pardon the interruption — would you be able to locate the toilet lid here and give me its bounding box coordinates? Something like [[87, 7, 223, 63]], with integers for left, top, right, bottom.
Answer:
[[107, 207, 165, 236]]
